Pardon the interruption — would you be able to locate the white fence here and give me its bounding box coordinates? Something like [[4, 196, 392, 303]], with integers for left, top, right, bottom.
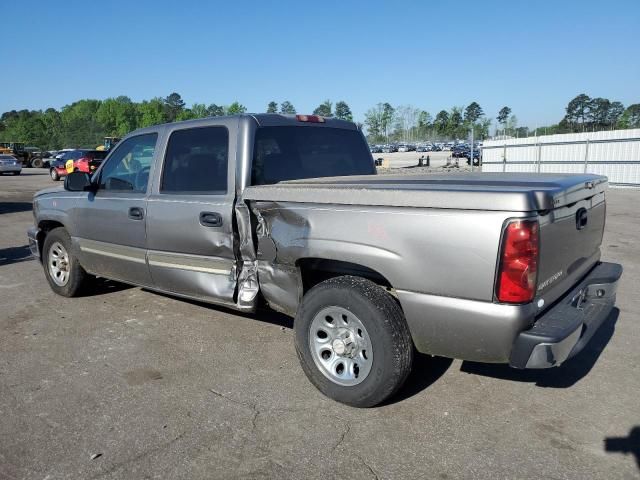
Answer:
[[481, 129, 640, 186]]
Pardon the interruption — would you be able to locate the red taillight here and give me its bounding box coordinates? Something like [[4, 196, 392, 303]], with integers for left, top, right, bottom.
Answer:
[[496, 220, 539, 304], [296, 114, 325, 123]]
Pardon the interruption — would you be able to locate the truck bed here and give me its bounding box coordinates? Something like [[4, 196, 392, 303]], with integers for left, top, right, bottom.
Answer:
[[242, 173, 608, 212]]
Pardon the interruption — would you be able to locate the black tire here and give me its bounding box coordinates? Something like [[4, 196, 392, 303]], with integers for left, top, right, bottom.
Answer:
[[42, 227, 89, 297], [50, 168, 59, 181], [294, 276, 414, 407]]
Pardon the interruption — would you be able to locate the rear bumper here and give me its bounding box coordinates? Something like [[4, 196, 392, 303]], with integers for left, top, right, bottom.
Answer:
[[0, 164, 22, 172], [509, 262, 622, 369]]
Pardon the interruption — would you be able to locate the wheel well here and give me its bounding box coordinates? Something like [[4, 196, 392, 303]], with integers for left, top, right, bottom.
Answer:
[[296, 258, 393, 294], [37, 220, 65, 254]]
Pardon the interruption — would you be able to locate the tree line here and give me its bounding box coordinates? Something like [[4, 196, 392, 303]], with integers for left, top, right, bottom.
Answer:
[[0, 93, 252, 150], [534, 94, 640, 136], [1, 92, 638, 150], [364, 94, 640, 143], [364, 102, 495, 143]]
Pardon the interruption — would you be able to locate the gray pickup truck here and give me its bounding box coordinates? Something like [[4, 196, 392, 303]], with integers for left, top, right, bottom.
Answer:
[[28, 114, 622, 407]]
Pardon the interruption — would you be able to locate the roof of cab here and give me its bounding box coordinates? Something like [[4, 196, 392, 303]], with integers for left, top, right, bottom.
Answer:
[[126, 113, 358, 138]]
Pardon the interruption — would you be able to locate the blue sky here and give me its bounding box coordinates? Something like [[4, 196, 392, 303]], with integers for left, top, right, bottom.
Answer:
[[2, 0, 638, 128]]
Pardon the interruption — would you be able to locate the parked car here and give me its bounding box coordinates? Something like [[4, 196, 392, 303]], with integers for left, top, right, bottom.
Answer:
[[451, 145, 468, 158], [397, 143, 409, 152], [381, 144, 397, 153], [0, 154, 22, 175], [369, 144, 383, 153], [464, 149, 482, 166], [39, 150, 62, 168], [28, 113, 622, 407], [50, 149, 109, 181], [416, 145, 430, 152]]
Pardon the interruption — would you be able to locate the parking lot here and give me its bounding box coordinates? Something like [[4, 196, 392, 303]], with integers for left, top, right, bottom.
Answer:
[[374, 151, 455, 169], [1, 169, 639, 479]]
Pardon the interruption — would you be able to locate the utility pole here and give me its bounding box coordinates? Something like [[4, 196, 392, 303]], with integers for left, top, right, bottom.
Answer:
[[470, 125, 474, 172]]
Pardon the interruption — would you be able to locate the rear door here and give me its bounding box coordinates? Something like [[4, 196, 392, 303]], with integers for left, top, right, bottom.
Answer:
[[145, 120, 238, 305]]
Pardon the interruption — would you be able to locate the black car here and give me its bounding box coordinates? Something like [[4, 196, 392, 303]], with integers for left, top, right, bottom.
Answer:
[[465, 149, 482, 166], [451, 145, 469, 158]]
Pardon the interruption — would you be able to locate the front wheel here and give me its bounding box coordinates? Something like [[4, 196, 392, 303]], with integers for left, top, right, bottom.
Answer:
[[42, 227, 89, 297], [294, 276, 414, 407]]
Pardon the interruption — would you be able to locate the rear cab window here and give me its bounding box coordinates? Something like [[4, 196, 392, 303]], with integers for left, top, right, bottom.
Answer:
[[160, 126, 229, 195], [251, 126, 375, 185]]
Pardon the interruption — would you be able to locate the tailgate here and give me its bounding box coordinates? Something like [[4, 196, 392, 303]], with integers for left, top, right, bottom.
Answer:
[[535, 189, 606, 308]]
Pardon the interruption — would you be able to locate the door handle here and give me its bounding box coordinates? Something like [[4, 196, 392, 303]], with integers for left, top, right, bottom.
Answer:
[[128, 207, 144, 220], [199, 211, 223, 227]]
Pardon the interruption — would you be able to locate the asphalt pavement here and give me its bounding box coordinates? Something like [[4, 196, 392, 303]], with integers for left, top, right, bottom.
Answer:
[[1, 169, 638, 479]]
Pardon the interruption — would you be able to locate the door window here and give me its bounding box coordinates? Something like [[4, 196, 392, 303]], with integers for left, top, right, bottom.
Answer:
[[98, 133, 158, 193], [160, 126, 228, 194]]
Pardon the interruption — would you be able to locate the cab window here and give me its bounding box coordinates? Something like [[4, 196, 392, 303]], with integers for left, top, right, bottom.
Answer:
[[98, 133, 157, 193]]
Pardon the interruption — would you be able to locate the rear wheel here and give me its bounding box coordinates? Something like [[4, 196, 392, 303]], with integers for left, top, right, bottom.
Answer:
[[294, 276, 413, 407], [50, 168, 59, 181], [42, 228, 89, 297]]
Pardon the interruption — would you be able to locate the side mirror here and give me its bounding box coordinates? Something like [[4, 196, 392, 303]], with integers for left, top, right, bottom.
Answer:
[[64, 171, 93, 191]]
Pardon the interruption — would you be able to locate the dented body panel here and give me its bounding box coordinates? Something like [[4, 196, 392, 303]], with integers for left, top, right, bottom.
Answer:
[[245, 200, 513, 301]]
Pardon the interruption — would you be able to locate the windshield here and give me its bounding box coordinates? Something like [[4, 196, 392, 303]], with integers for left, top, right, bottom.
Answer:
[[251, 126, 375, 185]]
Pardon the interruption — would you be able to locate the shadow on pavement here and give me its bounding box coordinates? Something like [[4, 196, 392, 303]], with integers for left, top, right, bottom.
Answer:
[[79, 277, 134, 297], [0, 202, 32, 214], [385, 354, 454, 406], [605, 426, 640, 470], [459, 308, 619, 388], [145, 289, 294, 329], [0, 245, 33, 266]]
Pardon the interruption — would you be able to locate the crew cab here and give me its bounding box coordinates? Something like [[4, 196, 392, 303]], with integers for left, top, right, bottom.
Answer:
[[49, 149, 108, 181], [28, 114, 622, 407]]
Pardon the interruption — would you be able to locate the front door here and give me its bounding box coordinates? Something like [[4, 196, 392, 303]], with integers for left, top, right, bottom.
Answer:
[[72, 132, 159, 286], [145, 123, 237, 305]]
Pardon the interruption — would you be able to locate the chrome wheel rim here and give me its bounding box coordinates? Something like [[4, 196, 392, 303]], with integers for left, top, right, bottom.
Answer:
[[48, 241, 70, 286], [50, 169, 56, 179], [309, 306, 373, 386]]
